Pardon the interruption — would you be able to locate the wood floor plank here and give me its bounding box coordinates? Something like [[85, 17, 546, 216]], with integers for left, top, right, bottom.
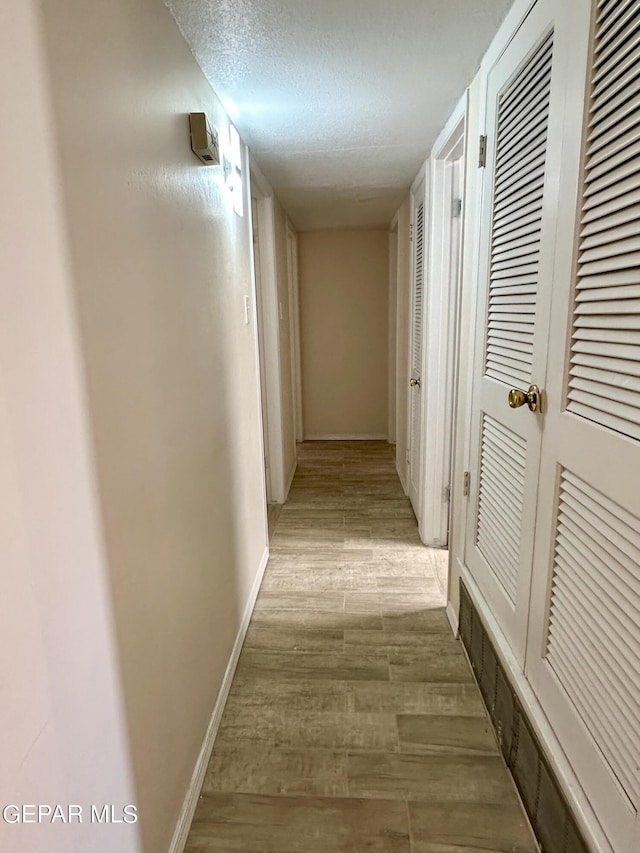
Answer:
[[243, 624, 345, 653], [249, 607, 384, 631], [237, 648, 390, 682], [347, 752, 517, 803], [203, 745, 348, 797], [408, 801, 537, 853], [254, 590, 345, 611], [186, 793, 411, 853], [344, 627, 455, 649], [344, 592, 442, 615], [389, 647, 474, 683], [216, 708, 399, 751], [226, 677, 348, 712], [346, 681, 486, 716], [397, 714, 498, 755]]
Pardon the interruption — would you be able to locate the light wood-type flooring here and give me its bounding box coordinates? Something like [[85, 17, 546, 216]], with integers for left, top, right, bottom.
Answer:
[[186, 441, 536, 853]]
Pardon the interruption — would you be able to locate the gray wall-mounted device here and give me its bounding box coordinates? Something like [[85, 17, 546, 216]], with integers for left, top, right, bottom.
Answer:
[[189, 113, 219, 165]]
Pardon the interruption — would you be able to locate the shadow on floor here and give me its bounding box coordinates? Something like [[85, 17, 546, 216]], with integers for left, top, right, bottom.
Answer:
[[186, 441, 536, 853]]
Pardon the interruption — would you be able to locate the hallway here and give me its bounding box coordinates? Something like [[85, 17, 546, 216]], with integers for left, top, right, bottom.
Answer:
[[186, 442, 536, 852]]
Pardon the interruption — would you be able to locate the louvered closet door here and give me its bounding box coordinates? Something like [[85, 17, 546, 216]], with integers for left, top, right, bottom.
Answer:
[[408, 176, 426, 517], [527, 1, 640, 848], [464, 0, 568, 664]]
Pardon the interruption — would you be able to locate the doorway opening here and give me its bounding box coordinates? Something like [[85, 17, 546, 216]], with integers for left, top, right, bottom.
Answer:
[[411, 100, 467, 605]]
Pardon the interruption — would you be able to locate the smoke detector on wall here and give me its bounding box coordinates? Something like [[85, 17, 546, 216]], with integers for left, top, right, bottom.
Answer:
[[189, 113, 219, 165]]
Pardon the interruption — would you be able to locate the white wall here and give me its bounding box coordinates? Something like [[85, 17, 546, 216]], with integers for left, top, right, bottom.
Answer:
[[0, 4, 140, 852], [299, 229, 389, 439], [1, 1, 269, 851]]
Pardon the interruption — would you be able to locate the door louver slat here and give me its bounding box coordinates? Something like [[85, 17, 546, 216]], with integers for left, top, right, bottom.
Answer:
[[593, 11, 640, 75], [549, 590, 640, 733], [596, 0, 637, 39], [496, 122, 549, 178], [493, 225, 542, 252], [413, 201, 424, 374], [475, 415, 526, 603], [409, 197, 425, 480], [485, 34, 553, 387], [581, 212, 640, 246], [567, 4, 640, 441], [546, 470, 640, 810]]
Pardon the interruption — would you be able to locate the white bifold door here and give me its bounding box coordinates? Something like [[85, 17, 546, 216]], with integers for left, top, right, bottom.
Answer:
[[465, 0, 565, 664], [408, 176, 426, 517], [526, 0, 640, 848], [466, 0, 640, 848]]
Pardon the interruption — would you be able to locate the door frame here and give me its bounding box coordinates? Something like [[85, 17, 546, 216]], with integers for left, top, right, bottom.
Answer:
[[285, 223, 303, 444], [420, 95, 466, 548], [249, 161, 289, 503], [250, 193, 272, 505]]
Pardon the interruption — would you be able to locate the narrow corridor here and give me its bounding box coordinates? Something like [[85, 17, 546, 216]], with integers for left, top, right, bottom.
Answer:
[[186, 442, 536, 852]]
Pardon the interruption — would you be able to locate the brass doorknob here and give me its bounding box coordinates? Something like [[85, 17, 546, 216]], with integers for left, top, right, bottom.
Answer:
[[410, 377, 421, 388], [508, 384, 541, 412]]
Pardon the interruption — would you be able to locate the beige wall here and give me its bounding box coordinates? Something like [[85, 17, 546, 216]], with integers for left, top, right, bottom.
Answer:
[[0, 3, 139, 852], [299, 230, 389, 438], [394, 200, 412, 491], [12, 1, 269, 851]]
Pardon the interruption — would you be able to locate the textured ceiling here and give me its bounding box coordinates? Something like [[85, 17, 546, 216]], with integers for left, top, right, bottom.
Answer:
[[166, 0, 513, 230]]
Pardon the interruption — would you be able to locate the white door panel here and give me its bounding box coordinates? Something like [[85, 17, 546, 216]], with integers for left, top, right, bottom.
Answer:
[[462, 0, 640, 847], [408, 176, 426, 516], [465, 0, 566, 664], [526, 1, 640, 847]]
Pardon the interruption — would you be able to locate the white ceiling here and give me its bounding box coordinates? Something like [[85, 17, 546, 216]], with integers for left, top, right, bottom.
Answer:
[[166, 0, 513, 230]]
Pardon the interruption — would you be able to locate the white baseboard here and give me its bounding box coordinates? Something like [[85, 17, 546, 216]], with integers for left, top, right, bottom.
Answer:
[[304, 433, 388, 441], [419, 529, 447, 548], [169, 545, 270, 853], [396, 459, 408, 495], [283, 459, 297, 502], [457, 558, 611, 853], [446, 600, 459, 636]]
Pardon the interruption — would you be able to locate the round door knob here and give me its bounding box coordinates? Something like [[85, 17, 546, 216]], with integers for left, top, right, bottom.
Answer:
[[410, 377, 421, 388], [508, 385, 541, 412], [508, 388, 527, 408]]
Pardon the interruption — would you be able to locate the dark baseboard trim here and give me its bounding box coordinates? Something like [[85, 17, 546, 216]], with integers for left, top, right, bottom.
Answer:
[[459, 580, 590, 853]]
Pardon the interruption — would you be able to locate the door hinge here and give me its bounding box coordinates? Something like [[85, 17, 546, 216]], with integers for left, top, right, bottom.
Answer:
[[406, 449, 410, 465], [452, 198, 462, 218], [463, 471, 471, 497], [478, 135, 487, 168], [443, 484, 451, 502], [409, 222, 414, 243]]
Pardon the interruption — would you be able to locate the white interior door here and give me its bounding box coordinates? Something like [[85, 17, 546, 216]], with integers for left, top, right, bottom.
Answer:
[[408, 175, 426, 516], [251, 196, 271, 502], [526, 1, 640, 848], [464, 0, 568, 664]]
